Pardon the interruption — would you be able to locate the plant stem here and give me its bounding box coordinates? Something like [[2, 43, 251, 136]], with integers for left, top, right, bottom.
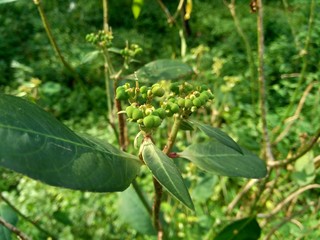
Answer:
[[0, 193, 58, 239], [227, 0, 257, 104], [33, 0, 92, 103], [152, 178, 164, 240], [152, 116, 182, 240], [280, 0, 315, 123], [256, 0, 274, 162], [132, 179, 152, 216], [0, 216, 31, 240]]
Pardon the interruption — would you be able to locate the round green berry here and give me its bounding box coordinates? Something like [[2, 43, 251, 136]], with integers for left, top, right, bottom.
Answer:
[[126, 106, 135, 118], [201, 84, 208, 91], [132, 108, 144, 121], [152, 86, 165, 97], [116, 89, 128, 100], [143, 115, 155, 128], [153, 116, 162, 127], [192, 98, 202, 107], [170, 82, 180, 94], [185, 99, 193, 108], [155, 108, 167, 119], [177, 98, 185, 107], [169, 103, 180, 114], [140, 86, 148, 94]]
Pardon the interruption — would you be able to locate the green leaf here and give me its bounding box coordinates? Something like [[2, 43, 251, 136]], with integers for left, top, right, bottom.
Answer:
[[0, 94, 141, 192], [0, 204, 18, 240], [192, 175, 218, 203], [214, 217, 261, 240], [291, 151, 315, 186], [180, 119, 194, 131], [127, 59, 194, 82], [191, 121, 243, 154], [0, 0, 17, 4], [132, 0, 144, 19], [80, 50, 102, 64], [179, 141, 267, 179], [141, 138, 194, 210], [118, 185, 156, 235]]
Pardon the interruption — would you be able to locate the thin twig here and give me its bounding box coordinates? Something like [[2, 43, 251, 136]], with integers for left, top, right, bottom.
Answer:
[[132, 179, 152, 216], [0, 216, 31, 240], [227, 179, 258, 213], [156, 0, 175, 23], [0, 193, 58, 239], [256, 0, 274, 162], [273, 82, 314, 144], [263, 205, 311, 240], [280, 0, 315, 123], [268, 127, 320, 167], [258, 184, 320, 219], [33, 0, 92, 103], [225, 0, 257, 104]]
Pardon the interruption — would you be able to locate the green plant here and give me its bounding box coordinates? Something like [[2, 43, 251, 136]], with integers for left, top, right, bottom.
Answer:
[[1, 0, 319, 240]]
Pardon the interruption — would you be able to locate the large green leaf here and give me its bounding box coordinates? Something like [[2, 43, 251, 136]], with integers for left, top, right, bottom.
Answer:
[[0, 94, 141, 192], [191, 121, 243, 154], [214, 217, 261, 240], [141, 138, 194, 210], [179, 141, 267, 179], [127, 59, 194, 82], [118, 185, 156, 235], [0, 204, 18, 240]]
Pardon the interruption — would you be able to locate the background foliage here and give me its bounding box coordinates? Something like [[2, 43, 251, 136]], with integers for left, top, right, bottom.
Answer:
[[0, 0, 319, 239]]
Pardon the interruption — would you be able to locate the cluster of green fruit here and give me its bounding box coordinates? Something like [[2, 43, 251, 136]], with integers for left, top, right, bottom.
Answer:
[[116, 82, 213, 130], [86, 30, 113, 47], [120, 44, 143, 59]]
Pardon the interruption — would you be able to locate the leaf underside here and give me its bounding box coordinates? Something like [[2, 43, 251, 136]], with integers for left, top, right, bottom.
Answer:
[[141, 138, 194, 210], [127, 59, 194, 82], [179, 141, 267, 179], [0, 94, 141, 192], [191, 121, 243, 154]]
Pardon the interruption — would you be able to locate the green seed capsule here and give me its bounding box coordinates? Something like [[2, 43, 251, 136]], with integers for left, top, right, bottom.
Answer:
[[143, 115, 155, 128], [140, 86, 148, 94], [132, 108, 144, 121], [153, 116, 162, 127], [155, 108, 167, 119], [170, 82, 180, 94], [169, 103, 180, 113], [116, 90, 128, 100], [152, 86, 165, 97], [177, 98, 185, 107], [185, 99, 193, 108], [116, 86, 125, 93], [201, 84, 208, 91], [192, 98, 202, 107], [126, 106, 135, 118]]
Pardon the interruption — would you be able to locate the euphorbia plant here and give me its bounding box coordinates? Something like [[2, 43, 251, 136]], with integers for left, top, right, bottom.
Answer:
[[0, 67, 266, 238], [0, 23, 266, 240]]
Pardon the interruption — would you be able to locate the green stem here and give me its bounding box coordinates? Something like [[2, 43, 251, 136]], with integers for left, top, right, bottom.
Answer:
[[33, 0, 92, 103], [132, 179, 152, 215], [227, 0, 257, 104]]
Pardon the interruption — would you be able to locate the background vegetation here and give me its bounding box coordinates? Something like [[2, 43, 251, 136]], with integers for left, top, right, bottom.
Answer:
[[0, 0, 319, 239]]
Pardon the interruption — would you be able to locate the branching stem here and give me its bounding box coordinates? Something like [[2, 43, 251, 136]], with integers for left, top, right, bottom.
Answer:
[[257, 0, 274, 162], [0, 216, 31, 240], [0, 193, 58, 239]]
